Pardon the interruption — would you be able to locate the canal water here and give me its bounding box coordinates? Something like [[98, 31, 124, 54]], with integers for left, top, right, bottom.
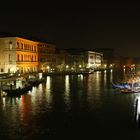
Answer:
[[0, 70, 140, 139]]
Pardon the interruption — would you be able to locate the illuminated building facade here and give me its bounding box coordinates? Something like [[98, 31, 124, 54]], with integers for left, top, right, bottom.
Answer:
[[86, 51, 103, 68], [16, 37, 38, 73], [0, 36, 56, 73], [0, 35, 103, 74], [65, 49, 103, 71], [38, 42, 56, 72], [0, 37, 38, 73], [55, 50, 66, 72]]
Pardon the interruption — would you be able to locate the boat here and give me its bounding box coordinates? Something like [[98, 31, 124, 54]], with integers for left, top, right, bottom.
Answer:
[[27, 76, 45, 86], [3, 83, 32, 96], [120, 87, 140, 94], [112, 81, 140, 94], [112, 82, 130, 89]]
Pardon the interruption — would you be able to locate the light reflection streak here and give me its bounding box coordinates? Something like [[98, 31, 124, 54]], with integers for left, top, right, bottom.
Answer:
[[95, 71, 100, 88], [78, 74, 83, 81], [65, 75, 70, 101], [37, 84, 43, 98], [2, 97, 6, 110], [104, 71, 107, 85], [46, 76, 52, 104], [65, 75, 70, 96], [110, 69, 113, 82], [20, 95, 32, 123]]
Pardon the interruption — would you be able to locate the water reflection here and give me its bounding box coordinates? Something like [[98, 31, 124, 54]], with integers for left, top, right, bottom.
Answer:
[[65, 75, 70, 105], [45, 76, 52, 105], [20, 95, 32, 123], [65, 75, 70, 95], [0, 70, 140, 138]]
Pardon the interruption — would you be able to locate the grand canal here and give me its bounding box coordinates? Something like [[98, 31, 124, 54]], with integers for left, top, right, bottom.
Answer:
[[0, 70, 140, 139]]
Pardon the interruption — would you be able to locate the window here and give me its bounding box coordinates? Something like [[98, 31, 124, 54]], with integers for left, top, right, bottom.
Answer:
[[17, 54, 19, 61], [9, 54, 12, 62], [16, 42, 19, 49], [9, 42, 13, 50], [21, 55, 23, 61], [90, 56, 93, 59], [21, 43, 23, 49]]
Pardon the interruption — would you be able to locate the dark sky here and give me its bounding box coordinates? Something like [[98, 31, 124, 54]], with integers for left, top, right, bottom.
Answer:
[[0, 1, 140, 57]]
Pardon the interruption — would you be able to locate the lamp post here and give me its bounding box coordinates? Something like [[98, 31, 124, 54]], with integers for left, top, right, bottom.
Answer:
[[47, 66, 50, 73], [66, 65, 69, 71]]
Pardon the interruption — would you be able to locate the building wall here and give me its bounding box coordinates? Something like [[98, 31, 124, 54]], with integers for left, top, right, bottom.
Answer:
[[0, 37, 55, 73], [16, 37, 38, 73], [64, 50, 103, 71], [55, 50, 66, 72], [0, 37, 17, 73], [85, 51, 103, 68], [38, 42, 56, 72]]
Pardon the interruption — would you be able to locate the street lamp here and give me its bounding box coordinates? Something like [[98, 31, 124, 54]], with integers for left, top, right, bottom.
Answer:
[[66, 65, 69, 72], [47, 66, 50, 72]]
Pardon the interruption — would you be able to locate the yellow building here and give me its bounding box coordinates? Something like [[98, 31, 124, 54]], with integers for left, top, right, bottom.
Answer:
[[0, 37, 38, 73], [0, 36, 57, 74]]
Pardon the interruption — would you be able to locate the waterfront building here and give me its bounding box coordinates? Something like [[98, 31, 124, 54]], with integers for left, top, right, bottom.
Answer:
[[93, 48, 114, 68], [85, 51, 103, 69], [65, 53, 84, 72], [65, 49, 103, 71], [0, 37, 38, 73], [55, 50, 66, 72], [0, 35, 56, 74], [38, 42, 56, 72]]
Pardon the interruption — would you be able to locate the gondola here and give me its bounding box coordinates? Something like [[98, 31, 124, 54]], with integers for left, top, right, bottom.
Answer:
[[120, 88, 140, 94], [111, 82, 130, 89]]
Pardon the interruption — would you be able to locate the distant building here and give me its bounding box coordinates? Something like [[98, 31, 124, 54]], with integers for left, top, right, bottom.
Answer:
[[65, 49, 103, 71], [93, 48, 114, 68], [38, 42, 56, 72], [55, 50, 66, 72]]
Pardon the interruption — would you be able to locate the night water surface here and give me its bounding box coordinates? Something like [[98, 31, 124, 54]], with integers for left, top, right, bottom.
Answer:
[[0, 70, 140, 139]]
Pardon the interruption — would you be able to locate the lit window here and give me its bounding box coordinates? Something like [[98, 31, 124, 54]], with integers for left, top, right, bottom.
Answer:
[[9, 42, 13, 50], [17, 42, 19, 49]]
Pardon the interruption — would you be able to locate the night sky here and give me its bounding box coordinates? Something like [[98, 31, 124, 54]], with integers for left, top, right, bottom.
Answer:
[[0, 2, 140, 57]]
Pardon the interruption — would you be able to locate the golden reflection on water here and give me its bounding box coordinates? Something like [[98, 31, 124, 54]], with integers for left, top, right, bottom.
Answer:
[[45, 76, 52, 105], [65, 75, 70, 106], [65, 75, 70, 95], [0, 70, 139, 139]]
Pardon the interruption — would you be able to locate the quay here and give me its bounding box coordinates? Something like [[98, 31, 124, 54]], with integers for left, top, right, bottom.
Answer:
[[0, 73, 45, 97]]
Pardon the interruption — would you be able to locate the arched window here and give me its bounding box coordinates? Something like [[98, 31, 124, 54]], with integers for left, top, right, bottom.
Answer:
[[16, 42, 19, 49], [21, 55, 23, 61], [9, 42, 13, 50], [35, 56, 36, 62], [9, 54, 12, 62]]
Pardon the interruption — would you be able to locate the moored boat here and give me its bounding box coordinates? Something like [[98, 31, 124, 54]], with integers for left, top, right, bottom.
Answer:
[[112, 82, 130, 89], [3, 83, 32, 96], [120, 88, 140, 94], [112, 81, 140, 94]]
